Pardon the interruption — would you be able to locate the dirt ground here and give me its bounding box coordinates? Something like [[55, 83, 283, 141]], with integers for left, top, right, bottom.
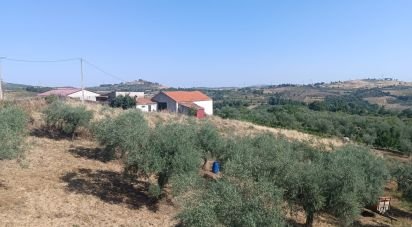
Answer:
[[0, 136, 177, 227]]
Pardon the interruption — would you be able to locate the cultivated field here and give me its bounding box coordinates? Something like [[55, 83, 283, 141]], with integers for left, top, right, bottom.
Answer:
[[1, 98, 412, 226]]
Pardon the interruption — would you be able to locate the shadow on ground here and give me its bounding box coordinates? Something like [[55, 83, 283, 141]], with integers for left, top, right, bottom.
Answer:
[[353, 220, 391, 227], [0, 181, 7, 189], [286, 218, 304, 227], [388, 206, 412, 219], [30, 128, 69, 140], [61, 168, 158, 211], [68, 146, 113, 162]]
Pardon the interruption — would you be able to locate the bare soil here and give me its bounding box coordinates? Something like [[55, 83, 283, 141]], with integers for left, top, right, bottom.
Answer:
[[0, 136, 177, 227]]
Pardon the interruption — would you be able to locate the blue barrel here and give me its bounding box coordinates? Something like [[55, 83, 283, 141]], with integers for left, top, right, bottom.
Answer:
[[212, 161, 220, 174]]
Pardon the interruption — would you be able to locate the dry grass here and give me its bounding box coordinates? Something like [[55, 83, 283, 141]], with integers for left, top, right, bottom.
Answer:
[[208, 116, 344, 150], [327, 80, 412, 89], [0, 136, 177, 227]]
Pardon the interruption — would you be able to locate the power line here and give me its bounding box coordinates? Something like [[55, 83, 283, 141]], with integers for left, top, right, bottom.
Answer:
[[1, 56, 127, 83], [83, 59, 127, 83]]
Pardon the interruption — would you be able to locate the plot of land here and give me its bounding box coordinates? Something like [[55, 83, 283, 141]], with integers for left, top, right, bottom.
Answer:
[[1, 99, 412, 226], [0, 136, 177, 226]]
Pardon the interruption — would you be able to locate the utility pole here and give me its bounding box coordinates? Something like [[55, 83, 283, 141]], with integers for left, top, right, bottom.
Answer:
[[80, 58, 84, 104], [0, 57, 5, 101]]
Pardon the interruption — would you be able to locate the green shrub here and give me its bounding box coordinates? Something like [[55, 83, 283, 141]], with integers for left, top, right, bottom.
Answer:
[[148, 183, 162, 199], [94, 113, 218, 197], [214, 134, 388, 226], [93, 110, 149, 160], [110, 95, 136, 109], [390, 162, 412, 201], [178, 179, 285, 227], [0, 105, 28, 159], [43, 101, 93, 138], [322, 146, 389, 225], [141, 123, 203, 190]]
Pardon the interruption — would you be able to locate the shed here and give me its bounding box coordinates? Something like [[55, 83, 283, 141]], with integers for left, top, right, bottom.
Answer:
[[37, 87, 100, 101], [136, 98, 157, 112], [152, 91, 213, 116]]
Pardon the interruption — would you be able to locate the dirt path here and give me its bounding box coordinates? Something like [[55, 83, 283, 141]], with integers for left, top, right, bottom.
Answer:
[[0, 136, 176, 227]]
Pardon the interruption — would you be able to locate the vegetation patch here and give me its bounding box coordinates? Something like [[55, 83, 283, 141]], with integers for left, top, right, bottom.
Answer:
[[43, 101, 93, 139], [0, 105, 28, 159], [216, 97, 412, 154], [93, 110, 389, 226]]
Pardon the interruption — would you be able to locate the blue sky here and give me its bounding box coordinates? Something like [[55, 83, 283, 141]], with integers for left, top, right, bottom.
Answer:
[[1, 0, 411, 87]]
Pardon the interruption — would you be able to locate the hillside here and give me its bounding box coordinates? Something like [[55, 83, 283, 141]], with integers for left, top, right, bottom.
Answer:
[[202, 79, 412, 111], [1, 99, 412, 226], [87, 79, 169, 94]]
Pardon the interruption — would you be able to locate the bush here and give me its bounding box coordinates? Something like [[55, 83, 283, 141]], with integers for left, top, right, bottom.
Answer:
[[43, 101, 93, 138], [322, 146, 389, 225], [110, 95, 136, 109], [178, 179, 285, 227], [391, 163, 412, 201], [93, 110, 149, 160], [141, 123, 203, 191], [214, 134, 388, 226], [0, 105, 28, 159], [94, 113, 222, 198]]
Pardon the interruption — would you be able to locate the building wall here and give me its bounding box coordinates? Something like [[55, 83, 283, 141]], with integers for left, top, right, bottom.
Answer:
[[152, 93, 178, 112], [108, 91, 144, 100], [136, 103, 157, 112], [69, 90, 100, 101], [177, 104, 190, 115], [193, 100, 213, 115]]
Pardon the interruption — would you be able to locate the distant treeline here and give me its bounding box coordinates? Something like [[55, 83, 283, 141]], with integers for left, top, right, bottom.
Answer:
[[25, 86, 52, 93], [216, 94, 412, 154]]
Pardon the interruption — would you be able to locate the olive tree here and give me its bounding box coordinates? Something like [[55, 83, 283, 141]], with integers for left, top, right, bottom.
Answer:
[[178, 179, 285, 227], [0, 106, 28, 159], [93, 110, 149, 160], [43, 101, 93, 138], [391, 162, 412, 201]]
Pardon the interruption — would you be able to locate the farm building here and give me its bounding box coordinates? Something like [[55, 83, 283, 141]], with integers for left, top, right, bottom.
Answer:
[[152, 91, 213, 118], [107, 91, 144, 100], [37, 87, 100, 101], [136, 98, 157, 112]]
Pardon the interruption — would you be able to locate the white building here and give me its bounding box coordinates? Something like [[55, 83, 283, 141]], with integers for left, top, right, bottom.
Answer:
[[152, 91, 213, 118], [136, 98, 157, 112], [108, 91, 144, 100], [38, 88, 100, 101]]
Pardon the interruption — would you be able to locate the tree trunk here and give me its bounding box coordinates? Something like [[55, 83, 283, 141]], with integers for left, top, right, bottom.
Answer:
[[305, 212, 315, 227], [202, 158, 208, 170]]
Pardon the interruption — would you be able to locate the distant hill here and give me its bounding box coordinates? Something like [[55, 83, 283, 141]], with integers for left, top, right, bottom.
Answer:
[[4, 82, 51, 93], [4, 82, 32, 90], [87, 79, 170, 93], [252, 78, 412, 110], [325, 78, 412, 89], [4, 78, 412, 110]]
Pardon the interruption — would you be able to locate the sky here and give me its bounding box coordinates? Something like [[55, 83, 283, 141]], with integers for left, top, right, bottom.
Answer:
[[1, 0, 411, 87]]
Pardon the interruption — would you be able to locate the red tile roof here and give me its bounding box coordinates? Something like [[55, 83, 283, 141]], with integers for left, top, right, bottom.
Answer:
[[162, 91, 211, 102], [37, 87, 81, 97], [136, 98, 156, 105]]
